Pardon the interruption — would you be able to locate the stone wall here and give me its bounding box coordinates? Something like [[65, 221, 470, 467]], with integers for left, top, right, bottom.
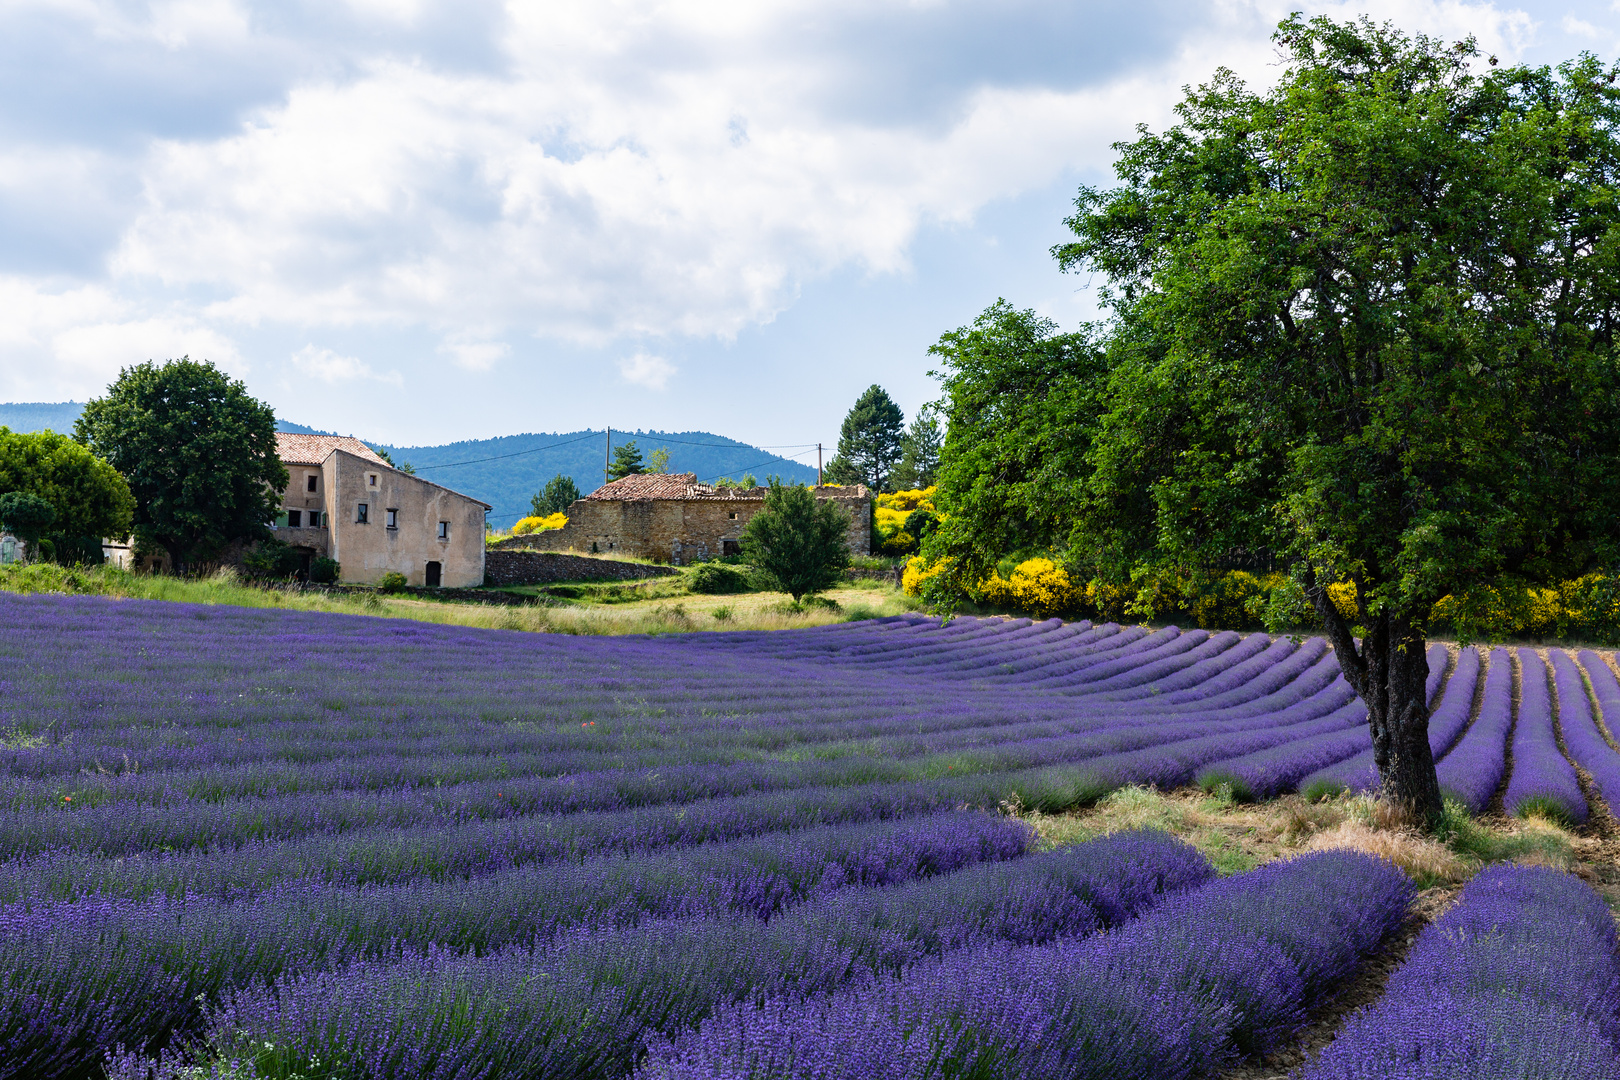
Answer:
[[516, 486, 872, 564], [484, 550, 679, 586]]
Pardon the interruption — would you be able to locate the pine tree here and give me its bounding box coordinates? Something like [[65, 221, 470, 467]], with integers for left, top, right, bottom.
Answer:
[[829, 385, 905, 491], [607, 441, 644, 481]]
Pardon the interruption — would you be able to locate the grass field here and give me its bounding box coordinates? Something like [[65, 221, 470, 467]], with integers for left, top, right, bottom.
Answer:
[[2, 591, 1617, 1079], [0, 561, 922, 634]]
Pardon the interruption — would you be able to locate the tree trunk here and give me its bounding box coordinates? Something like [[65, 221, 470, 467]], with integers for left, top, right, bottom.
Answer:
[[1305, 574, 1445, 827]]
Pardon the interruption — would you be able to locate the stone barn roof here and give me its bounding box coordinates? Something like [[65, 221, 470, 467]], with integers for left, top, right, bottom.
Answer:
[[585, 473, 869, 502], [276, 433, 391, 469]]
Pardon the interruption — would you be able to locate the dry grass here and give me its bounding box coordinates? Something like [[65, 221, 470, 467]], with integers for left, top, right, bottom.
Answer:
[[1304, 820, 1472, 884], [0, 562, 922, 635], [1027, 784, 1578, 888]]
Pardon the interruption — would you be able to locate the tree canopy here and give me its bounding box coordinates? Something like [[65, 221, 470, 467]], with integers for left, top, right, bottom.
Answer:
[[923, 302, 1110, 584], [824, 385, 905, 491], [531, 473, 582, 517], [0, 427, 134, 564], [607, 441, 645, 482], [926, 16, 1620, 822], [739, 481, 852, 601], [890, 405, 944, 490], [75, 358, 286, 573]]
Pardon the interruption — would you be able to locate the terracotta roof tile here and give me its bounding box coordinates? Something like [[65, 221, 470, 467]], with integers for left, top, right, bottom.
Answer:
[[585, 473, 701, 500], [276, 433, 391, 468], [585, 473, 869, 502]]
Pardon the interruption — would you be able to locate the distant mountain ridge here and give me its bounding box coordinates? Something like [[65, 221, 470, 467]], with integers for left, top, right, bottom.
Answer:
[[0, 403, 818, 528]]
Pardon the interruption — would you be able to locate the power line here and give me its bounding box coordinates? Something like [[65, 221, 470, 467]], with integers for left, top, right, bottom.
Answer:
[[410, 430, 603, 470]]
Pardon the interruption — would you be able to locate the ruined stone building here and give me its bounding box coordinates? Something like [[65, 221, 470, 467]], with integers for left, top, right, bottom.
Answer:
[[518, 473, 871, 564]]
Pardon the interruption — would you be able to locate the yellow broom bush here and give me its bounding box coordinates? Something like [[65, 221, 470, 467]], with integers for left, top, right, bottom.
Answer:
[[511, 512, 568, 536]]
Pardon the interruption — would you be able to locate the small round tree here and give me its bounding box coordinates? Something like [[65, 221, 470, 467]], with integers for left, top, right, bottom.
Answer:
[[739, 481, 852, 602]]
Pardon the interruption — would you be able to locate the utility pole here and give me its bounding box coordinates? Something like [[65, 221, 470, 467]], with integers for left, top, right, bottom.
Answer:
[[604, 428, 611, 486], [817, 443, 822, 486]]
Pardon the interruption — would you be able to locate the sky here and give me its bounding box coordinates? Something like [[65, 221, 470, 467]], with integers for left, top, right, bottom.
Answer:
[[0, 0, 1612, 455]]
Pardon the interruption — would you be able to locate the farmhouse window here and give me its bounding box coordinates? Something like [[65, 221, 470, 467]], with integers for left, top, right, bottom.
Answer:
[[306, 475, 318, 493], [722, 540, 741, 557], [386, 508, 398, 530], [437, 521, 449, 540], [356, 503, 369, 524], [288, 510, 302, 527], [728, 512, 737, 520], [368, 474, 378, 488]]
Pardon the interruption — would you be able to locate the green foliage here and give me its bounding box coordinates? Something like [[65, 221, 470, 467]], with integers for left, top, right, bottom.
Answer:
[[829, 384, 905, 491], [242, 538, 303, 580], [687, 562, 751, 594], [1056, 17, 1620, 626], [377, 571, 409, 593], [309, 557, 340, 585], [890, 406, 943, 490], [646, 447, 671, 474], [530, 473, 582, 518], [920, 302, 1110, 593], [0, 492, 55, 546], [739, 480, 852, 601], [1020, 15, 1620, 820], [0, 426, 134, 564], [606, 441, 644, 481], [76, 357, 286, 573]]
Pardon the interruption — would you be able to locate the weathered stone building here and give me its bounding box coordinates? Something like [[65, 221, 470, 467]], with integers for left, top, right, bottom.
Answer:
[[516, 473, 871, 563]]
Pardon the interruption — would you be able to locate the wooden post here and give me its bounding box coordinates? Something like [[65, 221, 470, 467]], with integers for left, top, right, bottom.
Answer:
[[604, 428, 611, 486], [817, 443, 822, 486]]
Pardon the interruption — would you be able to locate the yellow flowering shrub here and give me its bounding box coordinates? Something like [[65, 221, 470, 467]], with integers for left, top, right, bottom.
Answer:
[[902, 555, 952, 596], [877, 488, 936, 513], [977, 558, 1085, 618], [1187, 571, 1267, 630], [875, 487, 937, 556], [511, 512, 568, 536]]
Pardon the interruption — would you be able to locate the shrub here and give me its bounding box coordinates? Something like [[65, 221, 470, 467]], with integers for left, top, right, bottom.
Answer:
[[309, 558, 340, 585], [978, 558, 1085, 618], [689, 563, 750, 595], [874, 487, 937, 556], [377, 571, 409, 594], [512, 513, 568, 536]]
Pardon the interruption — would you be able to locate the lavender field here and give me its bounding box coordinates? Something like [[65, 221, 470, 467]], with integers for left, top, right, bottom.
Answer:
[[2, 591, 1618, 1079]]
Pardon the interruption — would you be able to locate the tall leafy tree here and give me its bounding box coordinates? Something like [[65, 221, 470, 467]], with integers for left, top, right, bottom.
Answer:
[[606, 441, 644, 481], [826, 385, 905, 491], [76, 358, 287, 574], [739, 481, 852, 602], [1056, 16, 1620, 823], [920, 302, 1111, 587], [0, 427, 134, 563], [530, 473, 582, 517], [890, 405, 944, 490]]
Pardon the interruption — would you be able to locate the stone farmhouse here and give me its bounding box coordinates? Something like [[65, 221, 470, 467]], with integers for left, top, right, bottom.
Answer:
[[517, 473, 871, 564], [270, 434, 489, 587], [104, 434, 490, 587]]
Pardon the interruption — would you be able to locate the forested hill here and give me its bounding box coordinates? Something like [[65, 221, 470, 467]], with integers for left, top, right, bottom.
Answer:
[[0, 404, 818, 529], [372, 431, 818, 527]]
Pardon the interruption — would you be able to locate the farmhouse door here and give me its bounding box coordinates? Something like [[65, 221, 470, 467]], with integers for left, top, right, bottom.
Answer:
[[425, 561, 442, 588]]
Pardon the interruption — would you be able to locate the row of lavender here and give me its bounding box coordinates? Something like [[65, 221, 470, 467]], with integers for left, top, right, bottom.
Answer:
[[1302, 644, 1620, 825], [2, 593, 1619, 1076]]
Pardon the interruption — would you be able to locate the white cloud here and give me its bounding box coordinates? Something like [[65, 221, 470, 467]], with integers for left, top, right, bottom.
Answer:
[[1562, 14, 1602, 38], [439, 338, 510, 372], [290, 343, 401, 385], [0, 0, 1559, 412], [618, 352, 676, 391]]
